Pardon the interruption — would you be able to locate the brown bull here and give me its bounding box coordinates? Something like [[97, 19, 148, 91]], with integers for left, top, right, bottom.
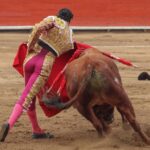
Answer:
[[44, 48, 150, 144]]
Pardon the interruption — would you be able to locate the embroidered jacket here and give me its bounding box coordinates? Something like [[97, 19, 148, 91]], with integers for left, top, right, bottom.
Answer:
[[27, 16, 74, 56]]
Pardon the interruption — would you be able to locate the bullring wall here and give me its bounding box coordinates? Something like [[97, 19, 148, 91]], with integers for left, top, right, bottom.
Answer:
[[0, 0, 150, 27]]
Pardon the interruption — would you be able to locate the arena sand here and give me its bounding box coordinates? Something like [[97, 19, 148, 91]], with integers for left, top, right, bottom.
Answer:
[[0, 31, 150, 150]]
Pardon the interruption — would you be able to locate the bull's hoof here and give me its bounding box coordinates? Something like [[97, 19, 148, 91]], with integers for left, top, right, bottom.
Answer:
[[0, 123, 9, 142]]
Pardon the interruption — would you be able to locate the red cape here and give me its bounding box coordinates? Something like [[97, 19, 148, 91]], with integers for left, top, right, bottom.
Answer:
[[13, 42, 91, 117]]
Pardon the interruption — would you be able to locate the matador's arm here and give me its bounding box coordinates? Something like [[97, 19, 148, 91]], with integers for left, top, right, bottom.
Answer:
[[27, 18, 54, 51]]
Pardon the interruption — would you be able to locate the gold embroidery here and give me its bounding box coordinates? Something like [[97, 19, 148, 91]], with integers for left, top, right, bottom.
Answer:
[[27, 16, 74, 55], [55, 17, 66, 29], [23, 52, 54, 109]]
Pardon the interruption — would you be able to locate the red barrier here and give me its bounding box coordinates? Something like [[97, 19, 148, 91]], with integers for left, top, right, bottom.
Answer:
[[0, 0, 150, 26]]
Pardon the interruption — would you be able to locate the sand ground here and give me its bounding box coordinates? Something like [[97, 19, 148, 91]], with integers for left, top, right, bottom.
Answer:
[[0, 31, 150, 150]]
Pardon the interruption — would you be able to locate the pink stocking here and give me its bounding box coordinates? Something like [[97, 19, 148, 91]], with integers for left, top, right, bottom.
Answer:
[[8, 104, 23, 129], [27, 110, 44, 134]]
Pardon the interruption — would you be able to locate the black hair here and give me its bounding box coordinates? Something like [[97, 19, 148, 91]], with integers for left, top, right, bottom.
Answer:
[[57, 8, 73, 23]]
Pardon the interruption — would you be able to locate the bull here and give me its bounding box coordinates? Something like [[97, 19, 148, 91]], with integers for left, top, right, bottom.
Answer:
[[43, 48, 150, 144]]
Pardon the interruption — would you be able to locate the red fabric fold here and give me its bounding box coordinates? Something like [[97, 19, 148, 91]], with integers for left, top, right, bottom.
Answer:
[[13, 43, 27, 76]]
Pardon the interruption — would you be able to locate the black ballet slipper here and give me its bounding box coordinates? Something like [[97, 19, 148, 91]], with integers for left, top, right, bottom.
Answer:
[[32, 132, 54, 139], [0, 123, 9, 142]]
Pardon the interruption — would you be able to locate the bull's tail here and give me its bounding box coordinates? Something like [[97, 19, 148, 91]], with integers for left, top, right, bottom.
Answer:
[[51, 65, 93, 110]]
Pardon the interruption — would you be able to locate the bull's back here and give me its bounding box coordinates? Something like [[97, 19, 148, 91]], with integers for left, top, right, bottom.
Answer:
[[65, 48, 122, 97], [66, 47, 121, 83]]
